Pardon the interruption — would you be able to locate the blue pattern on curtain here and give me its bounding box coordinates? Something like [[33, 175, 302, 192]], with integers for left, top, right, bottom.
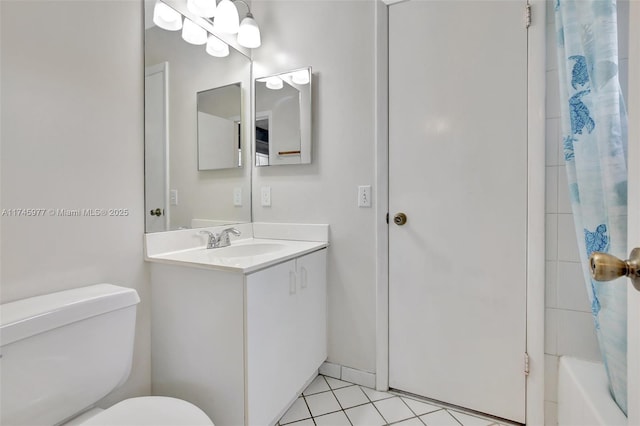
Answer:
[[555, 0, 628, 415]]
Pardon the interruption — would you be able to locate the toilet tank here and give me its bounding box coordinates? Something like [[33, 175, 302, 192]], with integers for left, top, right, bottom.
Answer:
[[0, 284, 141, 426]]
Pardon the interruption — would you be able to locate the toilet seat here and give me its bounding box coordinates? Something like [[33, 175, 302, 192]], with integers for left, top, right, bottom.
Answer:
[[80, 396, 214, 425]]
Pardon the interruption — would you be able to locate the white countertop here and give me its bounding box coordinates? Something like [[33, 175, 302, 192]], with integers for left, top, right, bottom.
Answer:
[[146, 237, 328, 274]]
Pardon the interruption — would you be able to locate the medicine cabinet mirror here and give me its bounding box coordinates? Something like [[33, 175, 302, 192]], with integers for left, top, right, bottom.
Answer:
[[255, 67, 312, 166], [144, 0, 252, 233]]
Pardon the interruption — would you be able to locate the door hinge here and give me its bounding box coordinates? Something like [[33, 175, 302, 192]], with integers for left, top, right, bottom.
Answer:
[[524, 352, 530, 376], [386, 213, 389, 224], [525, 3, 531, 28]]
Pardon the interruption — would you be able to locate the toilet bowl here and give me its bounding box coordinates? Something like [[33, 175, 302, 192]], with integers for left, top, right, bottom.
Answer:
[[70, 397, 212, 425], [0, 284, 214, 426]]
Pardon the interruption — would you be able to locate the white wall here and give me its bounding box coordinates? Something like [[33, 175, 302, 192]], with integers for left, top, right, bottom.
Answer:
[[0, 0, 150, 406], [251, 0, 377, 374], [544, 1, 630, 424]]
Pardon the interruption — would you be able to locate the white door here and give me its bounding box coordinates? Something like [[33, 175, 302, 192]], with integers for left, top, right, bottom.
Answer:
[[388, 1, 528, 423], [145, 63, 169, 232], [627, 2, 639, 424]]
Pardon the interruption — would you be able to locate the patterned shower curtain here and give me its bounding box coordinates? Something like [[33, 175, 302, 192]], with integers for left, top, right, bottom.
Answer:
[[555, 0, 628, 415]]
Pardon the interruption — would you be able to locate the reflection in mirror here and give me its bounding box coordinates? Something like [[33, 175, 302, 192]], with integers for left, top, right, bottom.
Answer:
[[255, 67, 312, 166], [197, 83, 242, 171], [144, 0, 252, 233]]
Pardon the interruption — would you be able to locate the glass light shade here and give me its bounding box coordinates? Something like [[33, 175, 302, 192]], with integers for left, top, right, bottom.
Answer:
[[237, 14, 261, 48], [153, 1, 183, 31], [266, 77, 283, 90], [291, 70, 310, 85], [182, 18, 208, 45], [187, 0, 217, 18], [206, 35, 230, 57], [214, 0, 240, 34]]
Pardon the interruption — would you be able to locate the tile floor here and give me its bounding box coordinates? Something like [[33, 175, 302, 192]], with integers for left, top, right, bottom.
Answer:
[[278, 375, 513, 426]]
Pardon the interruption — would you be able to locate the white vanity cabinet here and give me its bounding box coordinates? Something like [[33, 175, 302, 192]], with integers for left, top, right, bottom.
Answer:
[[150, 248, 327, 426], [246, 249, 327, 425]]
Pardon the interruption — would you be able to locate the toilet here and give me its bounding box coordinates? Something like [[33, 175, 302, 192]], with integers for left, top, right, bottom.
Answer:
[[0, 283, 214, 426]]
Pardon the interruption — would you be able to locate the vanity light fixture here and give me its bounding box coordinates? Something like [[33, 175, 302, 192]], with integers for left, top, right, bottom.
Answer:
[[236, 1, 261, 48], [153, 0, 183, 31], [206, 34, 230, 57], [265, 77, 283, 90], [290, 70, 310, 85], [182, 18, 208, 45], [187, 0, 217, 18], [213, 0, 240, 34], [153, 0, 262, 61]]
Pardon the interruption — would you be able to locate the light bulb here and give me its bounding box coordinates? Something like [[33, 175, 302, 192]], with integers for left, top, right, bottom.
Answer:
[[182, 18, 207, 45], [187, 0, 217, 18], [266, 77, 283, 90], [153, 1, 183, 31], [291, 70, 310, 85], [237, 13, 261, 48], [214, 0, 240, 34], [206, 35, 230, 57]]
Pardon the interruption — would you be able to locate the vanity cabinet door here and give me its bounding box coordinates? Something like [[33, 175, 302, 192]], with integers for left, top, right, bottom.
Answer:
[[296, 249, 327, 379], [246, 259, 299, 426], [245, 249, 327, 426]]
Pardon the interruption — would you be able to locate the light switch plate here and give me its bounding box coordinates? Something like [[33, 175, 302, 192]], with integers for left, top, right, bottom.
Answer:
[[358, 185, 371, 207], [261, 186, 271, 207], [233, 187, 242, 206], [170, 189, 178, 206]]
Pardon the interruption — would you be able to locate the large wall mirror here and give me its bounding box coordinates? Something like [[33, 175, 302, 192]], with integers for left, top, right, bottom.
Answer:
[[255, 67, 312, 166], [144, 0, 252, 232]]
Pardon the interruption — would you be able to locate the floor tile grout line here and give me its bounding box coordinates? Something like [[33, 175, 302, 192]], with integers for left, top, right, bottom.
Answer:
[[376, 396, 420, 425], [399, 395, 420, 418], [396, 396, 431, 425], [370, 397, 391, 424], [386, 415, 428, 425], [301, 394, 317, 426], [445, 409, 465, 426], [352, 382, 391, 425], [286, 375, 507, 426], [325, 376, 353, 426], [390, 389, 511, 426]]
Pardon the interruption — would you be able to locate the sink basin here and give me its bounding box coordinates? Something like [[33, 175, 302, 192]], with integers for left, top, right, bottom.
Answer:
[[212, 243, 285, 258]]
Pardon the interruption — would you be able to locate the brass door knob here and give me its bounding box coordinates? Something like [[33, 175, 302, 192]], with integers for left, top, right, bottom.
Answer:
[[150, 208, 163, 217], [590, 248, 640, 291], [393, 213, 407, 226]]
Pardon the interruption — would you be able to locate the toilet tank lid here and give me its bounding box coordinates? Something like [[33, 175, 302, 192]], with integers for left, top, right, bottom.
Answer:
[[0, 284, 140, 346]]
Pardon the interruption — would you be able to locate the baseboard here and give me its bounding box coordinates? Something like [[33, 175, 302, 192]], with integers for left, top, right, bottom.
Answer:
[[319, 362, 377, 389]]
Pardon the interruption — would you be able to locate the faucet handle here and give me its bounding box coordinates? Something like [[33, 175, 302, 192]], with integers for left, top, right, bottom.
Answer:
[[222, 227, 241, 237], [218, 228, 241, 247], [199, 230, 217, 249]]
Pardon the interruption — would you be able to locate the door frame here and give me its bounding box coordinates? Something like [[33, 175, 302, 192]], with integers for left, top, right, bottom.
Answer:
[[374, 1, 546, 424], [144, 62, 170, 232], [627, 2, 639, 424]]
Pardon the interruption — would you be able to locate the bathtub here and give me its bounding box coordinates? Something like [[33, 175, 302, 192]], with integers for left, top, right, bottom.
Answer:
[[558, 357, 627, 425]]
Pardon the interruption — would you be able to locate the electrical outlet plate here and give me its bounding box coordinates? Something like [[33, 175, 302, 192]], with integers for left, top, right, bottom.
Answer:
[[358, 185, 371, 207], [261, 186, 271, 207], [233, 187, 242, 206]]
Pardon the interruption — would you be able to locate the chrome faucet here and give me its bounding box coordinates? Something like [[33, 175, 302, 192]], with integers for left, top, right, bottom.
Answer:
[[200, 228, 241, 249]]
